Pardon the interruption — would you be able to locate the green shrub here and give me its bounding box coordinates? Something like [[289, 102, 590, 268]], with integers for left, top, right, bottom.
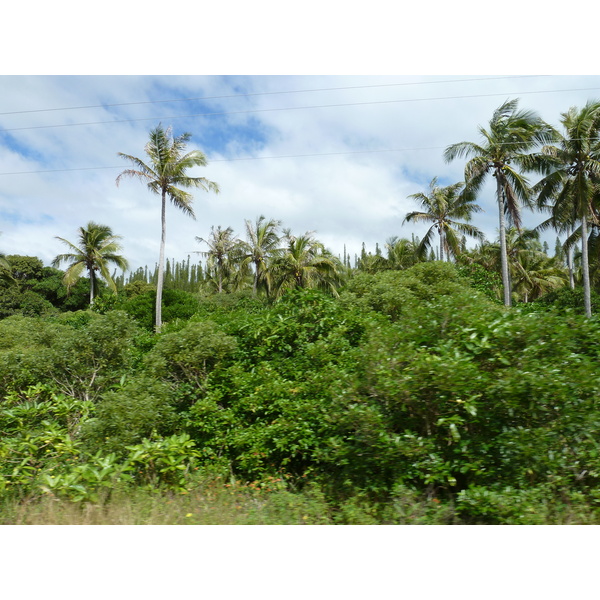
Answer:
[[456, 262, 503, 302], [533, 286, 600, 314], [0, 316, 66, 393], [117, 289, 201, 330], [0, 384, 94, 499], [123, 433, 201, 491], [44, 310, 139, 401], [81, 377, 180, 454], [37, 452, 129, 503], [343, 262, 485, 321], [144, 320, 237, 387]]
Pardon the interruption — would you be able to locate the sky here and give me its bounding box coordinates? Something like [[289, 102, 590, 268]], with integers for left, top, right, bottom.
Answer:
[[2, 2, 599, 279], [3, 73, 600, 274]]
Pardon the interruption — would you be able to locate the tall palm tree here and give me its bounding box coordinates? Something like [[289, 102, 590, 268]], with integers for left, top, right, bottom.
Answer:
[[444, 99, 556, 306], [52, 222, 128, 306], [534, 101, 600, 317], [239, 215, 283, 295], [195, 225, 242, 293], [403, 177, 484, 261], [270, 231, 344, 298], [116, 124, 219, 331]]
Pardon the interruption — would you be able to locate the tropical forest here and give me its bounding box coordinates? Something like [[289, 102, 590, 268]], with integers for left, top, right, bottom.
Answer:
[[3, 99, 600, 525]]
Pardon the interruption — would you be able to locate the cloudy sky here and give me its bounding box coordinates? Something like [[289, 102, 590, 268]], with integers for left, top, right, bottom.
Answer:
[[2, 1, 599, 277], [2, 74, 600, 274]]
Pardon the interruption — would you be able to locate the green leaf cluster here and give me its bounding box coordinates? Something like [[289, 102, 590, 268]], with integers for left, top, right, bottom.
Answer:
[[2, 261, 600, 522]]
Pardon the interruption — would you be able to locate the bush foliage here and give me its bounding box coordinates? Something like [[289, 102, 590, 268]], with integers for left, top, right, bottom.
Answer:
[[2, 261, 600, 523]]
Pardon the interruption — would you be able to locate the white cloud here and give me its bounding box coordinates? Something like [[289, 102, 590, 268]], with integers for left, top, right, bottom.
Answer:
[[1, 75, 600, 273]]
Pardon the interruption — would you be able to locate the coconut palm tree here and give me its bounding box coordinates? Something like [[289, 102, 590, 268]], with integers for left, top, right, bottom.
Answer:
[[511, 248, 567, 303], [383, 236, 423, 270], [534, 101, 600, 317], [116, 124, 219, 331], [52, 222, 128, 306], [403, 178, 484, 261], [536, 199, 578, 290], [502, 228, 567, 302], [444, 99, 557, 306], [460, 228, 567, 302], [195, 225, 242, 293], [239, 215, 283, 295], [270, 231, 344, 298]]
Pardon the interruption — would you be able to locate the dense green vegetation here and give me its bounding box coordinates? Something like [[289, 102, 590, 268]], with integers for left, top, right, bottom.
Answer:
[[2, 261, 600, 524], [3, 97, 600, 524]]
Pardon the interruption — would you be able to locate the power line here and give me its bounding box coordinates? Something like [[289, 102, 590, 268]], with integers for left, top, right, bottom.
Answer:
[[5, 138, 600, 177], [0, 75, 549, 116], [0, 165, 125, 175], [210, 147, 445, 162], [3, 85, 600, 134], [0, 146, 455, 176], [0, 145, 453, 175]]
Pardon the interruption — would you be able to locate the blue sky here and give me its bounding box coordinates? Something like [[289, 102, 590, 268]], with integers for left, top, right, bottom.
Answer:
[[2, 74, 600, 273], [2, 2, 600, 276]]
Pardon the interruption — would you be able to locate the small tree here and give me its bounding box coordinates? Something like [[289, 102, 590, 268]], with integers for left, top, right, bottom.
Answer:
[[52, 222, 128, 306], [270, 231, 344, 297], [239, 215, 283, 295], [195, 226, 242, 294], [403, 177, 484, 261]]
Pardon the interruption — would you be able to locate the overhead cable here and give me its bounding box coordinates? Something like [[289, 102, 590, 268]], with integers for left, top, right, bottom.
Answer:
[[0, 75, 550, 116], [3, 85, 600, 134]]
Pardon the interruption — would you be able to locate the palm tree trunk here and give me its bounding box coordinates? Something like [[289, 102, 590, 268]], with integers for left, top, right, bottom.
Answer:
[[497, 177, 511, 306], [252, 259, 259, 295], [89, 270, 95, 306], [155, 191, 166, 332], [581, 216, 592, 317], [566, 225, 575, 289], [439, 227, 444, 262], [217, 258, 223, 293]]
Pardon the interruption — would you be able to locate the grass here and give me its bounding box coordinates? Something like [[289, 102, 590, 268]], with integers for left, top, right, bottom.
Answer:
[[2, 478, 599, 525], [0, 479, 456, 525], [0, 479, 335, 525]]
